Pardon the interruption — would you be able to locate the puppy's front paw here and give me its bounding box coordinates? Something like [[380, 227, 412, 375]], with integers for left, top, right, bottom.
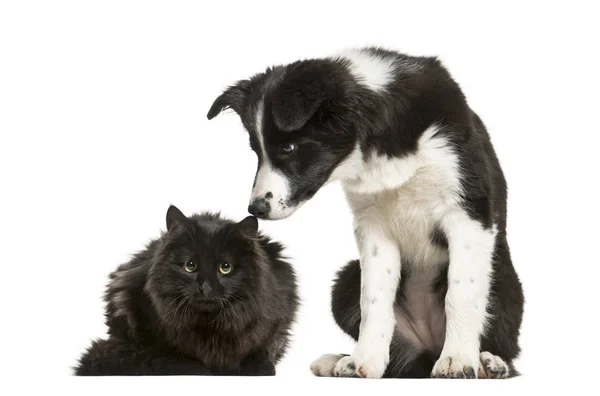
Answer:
[[478, 352, 509, 379], [334, 351, 389, 379], [431, 356, 476, 379]]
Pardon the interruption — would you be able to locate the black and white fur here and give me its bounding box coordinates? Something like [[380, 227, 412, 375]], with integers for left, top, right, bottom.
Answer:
[[207, 47, 524, 379]]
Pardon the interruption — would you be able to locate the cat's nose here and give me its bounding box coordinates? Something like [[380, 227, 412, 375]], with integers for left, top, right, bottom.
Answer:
[[248, 198, 270, 218], [201, 281, 212, 296]]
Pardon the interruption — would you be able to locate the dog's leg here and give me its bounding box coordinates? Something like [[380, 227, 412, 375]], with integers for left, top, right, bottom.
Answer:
[[478, 235, 524, 376], [313, 260, 433, 378], [431, 210, 497, 378], [333, 221, 400, 379]]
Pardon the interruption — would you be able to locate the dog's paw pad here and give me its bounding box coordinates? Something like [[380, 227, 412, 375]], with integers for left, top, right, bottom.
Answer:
[[479, 352, 509, 379], [333, 355, 359, 377], [431, 356, 476, 379], [310, 354, 346, 377]]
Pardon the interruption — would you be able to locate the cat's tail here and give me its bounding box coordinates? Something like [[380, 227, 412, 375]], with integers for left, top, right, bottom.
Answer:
[[73, 337, 212, 376]]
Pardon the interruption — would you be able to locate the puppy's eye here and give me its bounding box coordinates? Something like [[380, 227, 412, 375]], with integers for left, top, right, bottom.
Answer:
[[184, 261, 197, 273], [219, 263, 233, 275], [278, 143, 296, 155]]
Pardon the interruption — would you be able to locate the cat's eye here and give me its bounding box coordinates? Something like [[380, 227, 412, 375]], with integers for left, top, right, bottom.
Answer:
[[184, 261, 197, 273], [278, 143, 296, 155], [219, 263, 233, 275]]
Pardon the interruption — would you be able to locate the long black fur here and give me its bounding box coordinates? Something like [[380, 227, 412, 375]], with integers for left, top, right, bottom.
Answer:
[[74, 206, 299, 376]]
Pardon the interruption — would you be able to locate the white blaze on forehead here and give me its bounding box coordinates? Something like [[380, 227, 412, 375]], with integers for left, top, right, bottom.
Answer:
[[336, 48, 396, 92], [251, 97, 292, 218], [251, 163, 289, 201], [254, 100, 267, 160]]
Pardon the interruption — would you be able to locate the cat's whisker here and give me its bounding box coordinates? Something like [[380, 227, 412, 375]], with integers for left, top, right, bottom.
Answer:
[[223, 298, 243, 326], [163, 295, 187, 321], [162, 292, 184, 317], [231, 293, 260, 315], [183, 296, 193, 331], [161, 300, 180, 320], [208, 299, 226, 326]]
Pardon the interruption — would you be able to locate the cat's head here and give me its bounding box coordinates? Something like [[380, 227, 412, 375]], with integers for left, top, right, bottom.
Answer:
[[146, 205, 266, 320]]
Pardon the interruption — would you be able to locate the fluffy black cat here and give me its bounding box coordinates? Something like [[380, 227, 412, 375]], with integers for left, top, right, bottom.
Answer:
[[74, 205, 299, 376]]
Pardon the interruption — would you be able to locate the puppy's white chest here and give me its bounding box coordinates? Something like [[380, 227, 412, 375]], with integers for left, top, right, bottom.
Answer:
[[392, 178, 450, 267], [338, 125, 461, 268], [345, 166, 452, 268]]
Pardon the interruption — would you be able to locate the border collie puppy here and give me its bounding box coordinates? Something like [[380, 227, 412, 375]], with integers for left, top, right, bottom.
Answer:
[[207, 47, 524, 379]]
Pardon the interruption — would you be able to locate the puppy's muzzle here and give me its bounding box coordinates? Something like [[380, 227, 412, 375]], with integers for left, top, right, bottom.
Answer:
[[248, 198, 270, 218]]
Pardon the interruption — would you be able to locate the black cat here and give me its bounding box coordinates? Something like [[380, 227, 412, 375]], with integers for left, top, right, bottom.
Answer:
[[74, 205, 299, 376]]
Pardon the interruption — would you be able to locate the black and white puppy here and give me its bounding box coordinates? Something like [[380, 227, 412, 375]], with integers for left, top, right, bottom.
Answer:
[[207, 47, 524, 379]]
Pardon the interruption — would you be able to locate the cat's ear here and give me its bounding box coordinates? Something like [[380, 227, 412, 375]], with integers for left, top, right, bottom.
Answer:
[[166, 205, 187, 231], [206, 79, 251, 120], [234, 216, 259, 239]]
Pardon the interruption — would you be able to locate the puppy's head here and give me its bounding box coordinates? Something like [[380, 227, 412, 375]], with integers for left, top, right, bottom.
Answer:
[[207, 61, 358, 220]]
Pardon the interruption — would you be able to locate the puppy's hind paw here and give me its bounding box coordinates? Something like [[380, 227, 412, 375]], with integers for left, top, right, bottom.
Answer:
[[333, 355, 360, 377], [478, 352, 509, 379], [310, 354, 346, 377]]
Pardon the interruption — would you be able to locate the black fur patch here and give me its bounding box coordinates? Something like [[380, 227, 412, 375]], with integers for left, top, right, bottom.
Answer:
[[430, 227, 448, 249]]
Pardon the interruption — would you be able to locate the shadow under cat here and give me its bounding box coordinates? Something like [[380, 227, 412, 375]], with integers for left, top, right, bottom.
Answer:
[[74, 205, 299, 376]]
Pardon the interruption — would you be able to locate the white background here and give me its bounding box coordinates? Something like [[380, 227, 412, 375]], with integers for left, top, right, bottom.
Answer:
[[1, 0, 598, 394]]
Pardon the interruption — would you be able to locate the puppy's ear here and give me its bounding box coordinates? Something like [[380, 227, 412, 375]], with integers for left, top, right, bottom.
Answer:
[[166, 205, 187, 231], [270, 71, 332, 132], [207, 79, 251, 119]]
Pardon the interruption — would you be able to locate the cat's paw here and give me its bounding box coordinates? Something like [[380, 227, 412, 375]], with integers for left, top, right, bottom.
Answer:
[[310, 354, 346, 377], [478, 352, 509, 379], [333, 351, 388, 379], [431, 356, 476, 379]]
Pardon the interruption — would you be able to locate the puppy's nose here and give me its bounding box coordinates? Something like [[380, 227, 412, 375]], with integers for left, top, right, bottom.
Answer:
[[248, 198, 270, 218]]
